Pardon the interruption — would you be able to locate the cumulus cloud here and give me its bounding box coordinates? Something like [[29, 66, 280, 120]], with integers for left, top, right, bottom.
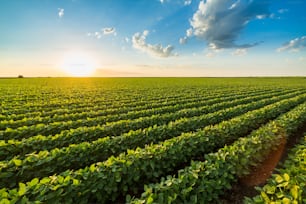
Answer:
[[58, 8, 64, 18], [277, 36, 306, 52], [256, 14, 268, 19], [178, 28, 193, 46], [87, 27, 117, 39], [132, 30, 175, 58], [190, 0, 271, 50], [102, 27, 117, 36], [278, 9, 289, 14], [184, 0, 192, 6], [186, 28, 193, 37], [87, 32, 101, 39], [232, 48, 247, 56], [179, 37, 188, 44], [95, 32, 102, 39]]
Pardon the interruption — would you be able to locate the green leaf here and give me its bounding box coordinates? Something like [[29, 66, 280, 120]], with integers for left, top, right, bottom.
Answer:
[[275, 174, 283, 183], [126, 194, 131, 202], [276, 191, 284, 199], [64, 175, 71, 183], [283, 173, 290, 181], [277, 181, 289, 188], [0, 199, 11, 204], [260, 191, 270, 203], [72, 179, 79, 186], [253, 195, 263, 203], [282, 197, 291, 204], [290, 185, 299, 200], [89, 164, 96, 172], [263, 185, 276, 194], [13, 159, 22, 166], [147, 195, 154, 204], [18, 182, 27, 196], [40, 177, 50, 184], [29, 178, 39, 186]]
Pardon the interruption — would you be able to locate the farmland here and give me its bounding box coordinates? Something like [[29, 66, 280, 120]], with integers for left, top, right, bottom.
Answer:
[[0, 77, 305, 203]]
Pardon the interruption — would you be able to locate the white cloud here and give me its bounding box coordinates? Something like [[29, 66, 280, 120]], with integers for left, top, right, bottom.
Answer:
[[94, 32, 101, 39], [278, 9, 289, 14], [159, 0, 164, 4], [179, 37, 188, 44], [87, 27, 116, 40], [229, 1, 239, 10], [179, 28, 193, 45], [58, 8, 64, 18], [125, 37, 130, 43], [277, 36, 306, 52], [86, 32, 101, 39], [256, 15, 268, 20], [184, 0, 192, 6], [190, 0, 270, 50], [232, 48, 247, 56], [186, 28, 193, 37], [102, 27, 117, 36], [132, 30, 175, 58]]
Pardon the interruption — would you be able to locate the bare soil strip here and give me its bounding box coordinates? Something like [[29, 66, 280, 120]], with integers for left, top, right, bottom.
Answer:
[[220, 123, 306, 203]]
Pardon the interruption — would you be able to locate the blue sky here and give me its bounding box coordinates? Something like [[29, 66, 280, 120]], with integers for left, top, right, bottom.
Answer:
[[0, 0, 305, 77]]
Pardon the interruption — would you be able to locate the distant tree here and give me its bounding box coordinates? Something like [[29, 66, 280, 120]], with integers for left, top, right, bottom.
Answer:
[[18, 75, 24, 78]]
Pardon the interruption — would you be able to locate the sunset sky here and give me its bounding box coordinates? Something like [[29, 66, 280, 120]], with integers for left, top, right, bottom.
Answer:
[[0, 0, 305, 77]]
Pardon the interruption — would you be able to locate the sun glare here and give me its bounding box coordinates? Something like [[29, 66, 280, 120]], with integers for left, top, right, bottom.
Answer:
[[60, 52, 96, 77]]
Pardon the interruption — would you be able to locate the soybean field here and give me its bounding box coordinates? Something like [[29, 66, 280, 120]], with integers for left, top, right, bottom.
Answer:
[[0, 77, 305, 203]]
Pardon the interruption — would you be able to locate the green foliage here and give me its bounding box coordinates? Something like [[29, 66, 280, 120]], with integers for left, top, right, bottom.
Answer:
[[1, 78, 306, 203], [245, 136, 306, 204], [2, 94, 306, 202], [1, 89, 303, 188], [0, 87, 285, 160], [129, 102, 306, 203]]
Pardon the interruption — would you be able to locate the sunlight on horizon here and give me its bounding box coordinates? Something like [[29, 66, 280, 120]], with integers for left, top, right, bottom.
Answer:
[[59, 52, 97, 77]]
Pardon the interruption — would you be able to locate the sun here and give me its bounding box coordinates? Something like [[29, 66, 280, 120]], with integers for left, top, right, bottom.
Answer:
[[60, 52, 96, 77]]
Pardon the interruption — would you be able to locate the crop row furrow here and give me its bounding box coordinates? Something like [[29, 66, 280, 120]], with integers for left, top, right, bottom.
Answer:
[[0, 89, 297, 160], [0, 88, 283, 140], [129, 102, 306, 204], [0, 87, 224, 118], [0, 88, 270, 130], [0, 87, 272, 122], [0, 94, 305, 202], [0, 90, 297, 186], [245, 135, 306, 204]]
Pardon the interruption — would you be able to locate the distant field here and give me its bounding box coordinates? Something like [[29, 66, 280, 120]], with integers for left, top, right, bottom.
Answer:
[[0, 77, 305, 203]]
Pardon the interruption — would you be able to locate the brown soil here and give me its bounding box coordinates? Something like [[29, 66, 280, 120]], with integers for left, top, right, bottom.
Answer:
[[220, 124, 306, 203], [239, 136, 287, 186]]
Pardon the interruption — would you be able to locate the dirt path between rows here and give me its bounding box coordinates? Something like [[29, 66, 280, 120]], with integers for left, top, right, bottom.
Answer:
[[220, 124, 306, 203], [239, 136, 287, 186]]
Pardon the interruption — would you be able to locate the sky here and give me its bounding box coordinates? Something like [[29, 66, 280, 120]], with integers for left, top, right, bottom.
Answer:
[[0, 0, 305, 77]]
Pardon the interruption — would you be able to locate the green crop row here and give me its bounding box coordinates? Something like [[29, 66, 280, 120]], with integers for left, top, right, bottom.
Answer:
[[0, 87, 268, 140], [129, 102, 306, 204], [0, 85, 236, 119], [0, 90, 297, 188], [0, 87, 269, 132], [245, 135, 306, 204], [0, 89, 290, 160], [1, 93, 305, 203], [0, 87, 235, 130], [1, 85, 189, 114]]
